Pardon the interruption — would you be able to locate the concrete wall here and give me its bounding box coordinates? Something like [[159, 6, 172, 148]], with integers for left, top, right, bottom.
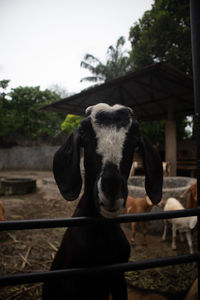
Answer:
[[0, 146, 59, 170]]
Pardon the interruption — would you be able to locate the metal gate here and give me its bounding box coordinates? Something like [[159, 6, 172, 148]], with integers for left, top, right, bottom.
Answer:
[[0, 209, 200, 294]]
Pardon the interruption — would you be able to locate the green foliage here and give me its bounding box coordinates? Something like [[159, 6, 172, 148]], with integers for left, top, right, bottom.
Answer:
[[80, 36, 131, 83], [141, 117, 192, 145], [0, 83, 64, 144], [0, 80, 10, 90], [128, 0, 193, 143], [140, 120, 166, 144], [176, 116, 193, 140], [61, 114, 83, 134], [0, 80, 12, 138], [129, 0, 191, 74]]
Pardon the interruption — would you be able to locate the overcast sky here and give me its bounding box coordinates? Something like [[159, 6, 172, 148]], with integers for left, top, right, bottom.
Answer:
[[0, 0, 153, 94]]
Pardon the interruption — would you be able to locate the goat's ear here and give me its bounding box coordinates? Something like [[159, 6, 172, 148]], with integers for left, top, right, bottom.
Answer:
[[53, 129, 82, 201], [138, 135, 163, 204]]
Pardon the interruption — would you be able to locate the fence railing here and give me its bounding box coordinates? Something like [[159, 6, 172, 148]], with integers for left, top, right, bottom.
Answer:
[[0, 208, 200, 292]]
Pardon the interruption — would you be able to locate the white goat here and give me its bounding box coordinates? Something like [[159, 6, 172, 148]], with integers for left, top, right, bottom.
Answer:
[[162, 197, 197, 254]]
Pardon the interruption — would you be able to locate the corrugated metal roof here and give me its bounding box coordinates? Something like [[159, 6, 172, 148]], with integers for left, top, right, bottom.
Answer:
[[41, 63, 194, 121]]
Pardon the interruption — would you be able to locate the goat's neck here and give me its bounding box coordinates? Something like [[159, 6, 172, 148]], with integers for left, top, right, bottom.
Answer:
[[77, 177, 98, 217], [76, 194, 98, 217]]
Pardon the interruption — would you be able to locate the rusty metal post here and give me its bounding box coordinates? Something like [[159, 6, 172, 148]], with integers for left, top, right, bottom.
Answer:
[[190, 0, 200, 297]]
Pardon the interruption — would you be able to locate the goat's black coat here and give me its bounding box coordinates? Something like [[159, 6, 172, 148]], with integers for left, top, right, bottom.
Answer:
[[42, 104, 163, 300]]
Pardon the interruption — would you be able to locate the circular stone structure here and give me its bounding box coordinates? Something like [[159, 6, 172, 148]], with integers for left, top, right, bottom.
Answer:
[[128, 176, 196, 201], [1, 178, 36, 195]]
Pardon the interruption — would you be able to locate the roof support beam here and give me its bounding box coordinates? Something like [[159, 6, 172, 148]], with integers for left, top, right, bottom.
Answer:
[[165, 101, 177, 176]]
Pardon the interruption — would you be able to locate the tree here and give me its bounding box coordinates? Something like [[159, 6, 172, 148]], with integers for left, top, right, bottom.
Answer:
[[48, 84, 69, 98], [61, 114, 83, 134], [0, 80, 10, 91], [66, 37, 131, 134], [0, 85, 65, 145], [129, 0, 191, 75], [140, 116, 192, 145], [80, 36, 131, 83], [48, 84, 83, 135], [128, 0, 193, 142], [0, 80, 12, 140]]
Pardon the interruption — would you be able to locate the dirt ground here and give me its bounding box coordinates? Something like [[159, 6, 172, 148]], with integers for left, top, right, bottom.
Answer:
[[0, 170, 198, 300]]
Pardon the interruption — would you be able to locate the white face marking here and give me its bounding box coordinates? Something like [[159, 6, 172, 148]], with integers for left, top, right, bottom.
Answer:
[[99, 205, 124, 219], [94, 126, 128, 167], [86, 103, 133, 218], [89, 103, 132, 168]]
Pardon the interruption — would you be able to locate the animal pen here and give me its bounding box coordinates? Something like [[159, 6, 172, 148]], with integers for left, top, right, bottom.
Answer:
[[0, 0, 200, 298]]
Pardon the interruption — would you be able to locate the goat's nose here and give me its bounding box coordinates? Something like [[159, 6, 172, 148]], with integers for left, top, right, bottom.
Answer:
[[101, 172, 123, 188], [101, 163, 125, 200]]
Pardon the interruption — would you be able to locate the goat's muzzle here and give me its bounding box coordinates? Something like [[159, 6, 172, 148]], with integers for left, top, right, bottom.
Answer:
[[96, 163, 127, 218]]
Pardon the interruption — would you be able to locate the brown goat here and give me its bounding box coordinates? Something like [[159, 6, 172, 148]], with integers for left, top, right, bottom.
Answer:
[[0, 201, 5, 221], [124, 195, 153, 246], [180, 183, 197, 209]]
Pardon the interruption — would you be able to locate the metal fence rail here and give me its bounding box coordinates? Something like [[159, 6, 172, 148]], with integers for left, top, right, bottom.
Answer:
[[0, 208, 199, 230], [0, 208, 200, 288], [0, 253, 199, 287]]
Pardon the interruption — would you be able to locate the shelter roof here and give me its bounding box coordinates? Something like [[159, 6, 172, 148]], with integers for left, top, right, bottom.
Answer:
[[42, 63, 194, 121]]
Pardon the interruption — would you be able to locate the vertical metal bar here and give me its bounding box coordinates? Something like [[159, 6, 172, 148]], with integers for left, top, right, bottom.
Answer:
[[190, 0, 200, 297]]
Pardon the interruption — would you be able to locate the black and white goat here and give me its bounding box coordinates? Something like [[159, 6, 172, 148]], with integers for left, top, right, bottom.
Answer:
[[42, 103, 163, 300]]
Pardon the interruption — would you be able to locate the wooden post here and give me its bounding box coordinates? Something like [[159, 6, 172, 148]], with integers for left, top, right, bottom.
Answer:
[[165, 101, 177, 176]]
